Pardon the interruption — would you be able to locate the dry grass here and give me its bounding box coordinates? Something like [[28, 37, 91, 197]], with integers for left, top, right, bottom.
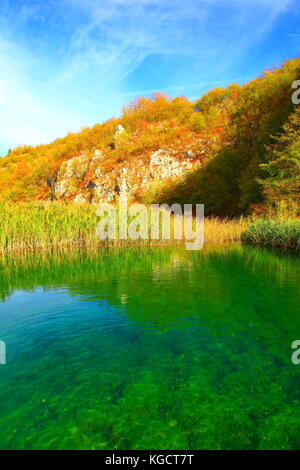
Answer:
[[204, 217, 247, 244], [0, 201, 247, 254]]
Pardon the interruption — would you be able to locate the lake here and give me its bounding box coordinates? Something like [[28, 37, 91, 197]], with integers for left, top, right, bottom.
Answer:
[[0, 245, 299, 450]]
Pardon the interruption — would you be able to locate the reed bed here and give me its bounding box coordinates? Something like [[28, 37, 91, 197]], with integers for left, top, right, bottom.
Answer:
[[0, 202, 247, 253], [242, 218, 300, 252], [204, 217, 247, 244], [0, 202, 98, 252]]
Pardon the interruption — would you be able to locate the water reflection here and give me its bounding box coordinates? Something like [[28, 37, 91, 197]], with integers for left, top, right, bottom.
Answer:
[[0, 245, 299, 450]]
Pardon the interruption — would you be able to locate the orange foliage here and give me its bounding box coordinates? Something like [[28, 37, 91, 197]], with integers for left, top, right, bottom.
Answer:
[[0, 57, 299, 205]]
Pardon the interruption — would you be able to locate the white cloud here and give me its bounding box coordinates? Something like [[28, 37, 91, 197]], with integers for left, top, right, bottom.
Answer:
[[57, 0, 295, 86], [0, 35, 84, 152]]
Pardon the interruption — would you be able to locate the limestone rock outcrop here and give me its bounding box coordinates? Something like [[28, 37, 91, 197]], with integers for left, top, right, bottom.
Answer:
[[54, 134, 206, 204]]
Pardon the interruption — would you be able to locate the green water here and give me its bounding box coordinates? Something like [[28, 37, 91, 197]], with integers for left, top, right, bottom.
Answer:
[[0, 245, 299, 450]]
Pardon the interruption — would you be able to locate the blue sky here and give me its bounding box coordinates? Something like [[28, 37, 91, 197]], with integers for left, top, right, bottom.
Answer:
[[0, 0, 299, 155]]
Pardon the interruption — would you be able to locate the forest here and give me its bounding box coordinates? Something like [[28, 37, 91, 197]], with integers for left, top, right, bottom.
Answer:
[[0, 57, 299, 218], [0, 58, 299, 254]]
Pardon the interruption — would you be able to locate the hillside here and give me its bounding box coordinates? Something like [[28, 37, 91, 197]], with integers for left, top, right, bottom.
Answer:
[[0, 57, 299, 216]]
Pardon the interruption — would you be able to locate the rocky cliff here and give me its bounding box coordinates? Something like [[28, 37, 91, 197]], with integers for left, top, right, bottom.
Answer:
[[54, 147, 205, 204], [53, 126, 214, 204]]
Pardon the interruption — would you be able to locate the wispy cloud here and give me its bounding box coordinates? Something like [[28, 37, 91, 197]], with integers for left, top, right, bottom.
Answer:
[[117, 76, 253, 99], [63, 0, 292, 84]]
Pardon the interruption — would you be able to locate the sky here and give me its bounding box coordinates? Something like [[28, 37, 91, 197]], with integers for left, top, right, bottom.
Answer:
[[0, 0, 299, 156]]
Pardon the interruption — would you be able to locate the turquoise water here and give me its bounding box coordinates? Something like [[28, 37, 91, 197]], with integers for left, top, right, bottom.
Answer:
[[0, 245, 300, 450]]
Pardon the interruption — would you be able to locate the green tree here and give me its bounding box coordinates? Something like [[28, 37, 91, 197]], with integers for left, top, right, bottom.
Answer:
[[260, 107, 300, 206]]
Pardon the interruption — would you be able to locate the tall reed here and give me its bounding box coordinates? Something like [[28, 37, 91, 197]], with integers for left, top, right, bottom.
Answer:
[[0, 202, 246, 253], [242, 218, 300, 252]]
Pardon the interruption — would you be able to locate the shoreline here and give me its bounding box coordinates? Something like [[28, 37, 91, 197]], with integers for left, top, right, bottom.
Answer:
[[0, 201, 298, 254]]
